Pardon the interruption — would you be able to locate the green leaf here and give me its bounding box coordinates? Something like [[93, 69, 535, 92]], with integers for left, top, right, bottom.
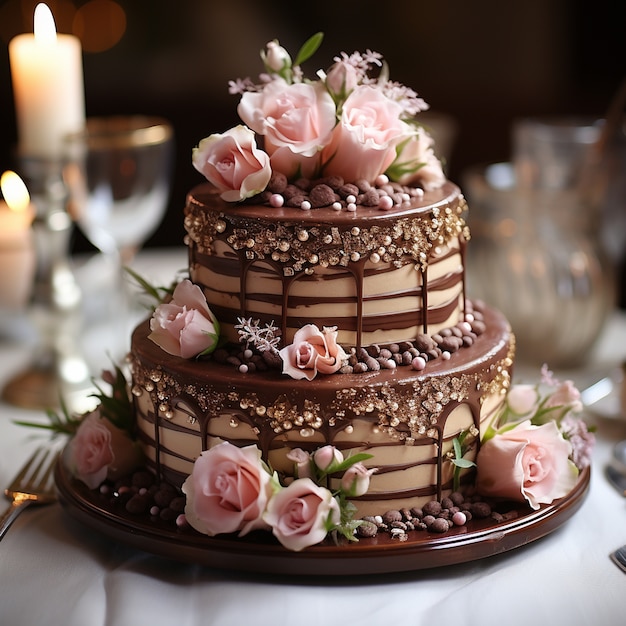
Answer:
[[123, 266, 173, 305], [293, 32, 324, 67], [451, 458, 476, 469], [331, 452, 374, 474]]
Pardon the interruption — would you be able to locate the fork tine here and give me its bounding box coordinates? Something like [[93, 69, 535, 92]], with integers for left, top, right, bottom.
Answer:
[[7, 447, 43, 491], [37, 450, 59, 490]]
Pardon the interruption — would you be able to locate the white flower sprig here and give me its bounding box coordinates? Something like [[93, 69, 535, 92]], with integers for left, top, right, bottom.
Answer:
[[235, 317, 281, 353]]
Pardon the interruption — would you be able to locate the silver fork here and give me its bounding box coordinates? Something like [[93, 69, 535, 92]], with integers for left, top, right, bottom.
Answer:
[[0, 447, 59, 540]]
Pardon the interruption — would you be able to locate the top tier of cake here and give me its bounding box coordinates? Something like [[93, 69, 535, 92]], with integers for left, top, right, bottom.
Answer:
[[184, 181, 468, 351]]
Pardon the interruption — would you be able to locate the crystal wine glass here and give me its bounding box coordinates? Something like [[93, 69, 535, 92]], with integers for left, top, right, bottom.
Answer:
[[64, 116, 174, 356]]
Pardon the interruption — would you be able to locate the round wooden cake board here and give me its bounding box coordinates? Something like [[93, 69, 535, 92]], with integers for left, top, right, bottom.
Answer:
[[54, 455, 590, 577]]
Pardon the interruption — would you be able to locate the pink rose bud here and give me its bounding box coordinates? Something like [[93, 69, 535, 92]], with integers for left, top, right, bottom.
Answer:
[[507, 384, 540, 416], [325, 61, 359, 98], [263, 40, 291, 73], [340, 463, 376, 497], [545, 380, 583, 414], [313, 445, 343, 471], [286, 448, 313, 479]]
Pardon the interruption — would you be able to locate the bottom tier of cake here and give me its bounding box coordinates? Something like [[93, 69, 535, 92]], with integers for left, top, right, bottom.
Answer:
[[129, 302, 514, 517]]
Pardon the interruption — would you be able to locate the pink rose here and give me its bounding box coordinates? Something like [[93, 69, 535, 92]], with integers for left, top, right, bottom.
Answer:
[[322, 85, 411, 182], [476, 420, 578, 510], [182, 442, 272, 537], [68, 412, 140, 489], [340, 462, 376, 497], [387, 126, 446, 190], [238, 79, 336, 179], [192, 125, 271, 201], [149, 279, 220, 359], [263, 478, 340, 551], [279, 324, 347, 380]]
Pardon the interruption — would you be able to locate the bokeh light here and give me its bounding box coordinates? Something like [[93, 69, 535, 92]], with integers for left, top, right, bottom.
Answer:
[[73, 0, 126, 53], [0, 0, 126, 53]]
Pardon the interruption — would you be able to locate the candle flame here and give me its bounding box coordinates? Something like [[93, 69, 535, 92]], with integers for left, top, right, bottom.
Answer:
[[1, 171, 31, 213], [34, 3, 57, 44]]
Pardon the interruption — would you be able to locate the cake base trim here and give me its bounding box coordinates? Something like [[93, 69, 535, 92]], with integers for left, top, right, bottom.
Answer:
[[54, 449, 590, 576]]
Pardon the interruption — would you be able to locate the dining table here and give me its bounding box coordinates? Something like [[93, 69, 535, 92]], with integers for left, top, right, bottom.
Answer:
[[0, 247, 625, 626]]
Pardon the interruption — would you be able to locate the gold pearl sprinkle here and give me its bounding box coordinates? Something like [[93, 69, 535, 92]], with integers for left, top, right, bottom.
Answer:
[[216, 220, 226, 233], [297, 229, 309, 241]]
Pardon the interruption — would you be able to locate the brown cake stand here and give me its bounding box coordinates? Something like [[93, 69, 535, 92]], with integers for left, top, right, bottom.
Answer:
[[54, 456, 590, 577]]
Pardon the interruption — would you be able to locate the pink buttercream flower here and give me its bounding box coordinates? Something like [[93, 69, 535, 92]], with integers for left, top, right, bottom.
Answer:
[[322, 85, 411, 182], [476, 420, 578, 510], [387, 126, 446, 190], [182, 442, 272, 537], [192, 125, 271, 202], [237, 79, 336, 179], [149, 279, 220, 359], [68, 411, 141, 489], [263, 478, 340, 551], [340, 462, 377, 497], [279, 324, 347, 380]]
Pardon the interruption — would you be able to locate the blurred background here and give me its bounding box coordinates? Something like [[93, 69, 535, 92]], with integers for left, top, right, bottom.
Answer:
[[1, 0, 624, 252]]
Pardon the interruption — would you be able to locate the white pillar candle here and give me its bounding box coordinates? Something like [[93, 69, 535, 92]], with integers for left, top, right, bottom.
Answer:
[[0, 172, 36, 310], [8, 3, 85, 159]]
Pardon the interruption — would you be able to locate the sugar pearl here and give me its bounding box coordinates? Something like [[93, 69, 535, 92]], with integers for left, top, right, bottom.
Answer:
[[332, 201, 342, 211], [379, 195, 394, 210], [411, 356, 426, 370], [269, 193, 284, 208], [459, 321, 472, 333], [347, 203, 357, 212], [300, 200, 311, 210], [442, 351, 451, 360], [346, 194, 356, 204], [375, 174, 389, 186], [465, 313, 475, 323], [239, 364, 249, 373], [243, 348, 253, 359], [452, 511, 467, 526]]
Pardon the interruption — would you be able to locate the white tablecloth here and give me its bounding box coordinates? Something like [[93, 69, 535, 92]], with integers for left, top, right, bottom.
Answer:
[[1, 249, 625, 626]]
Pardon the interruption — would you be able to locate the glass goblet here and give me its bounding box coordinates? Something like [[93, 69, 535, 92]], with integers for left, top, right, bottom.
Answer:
[[64, 116, 174, 356]]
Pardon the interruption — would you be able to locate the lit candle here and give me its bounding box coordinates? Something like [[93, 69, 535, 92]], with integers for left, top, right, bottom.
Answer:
[[8, 3, 85, 159], [0, 171, 36, 310]]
